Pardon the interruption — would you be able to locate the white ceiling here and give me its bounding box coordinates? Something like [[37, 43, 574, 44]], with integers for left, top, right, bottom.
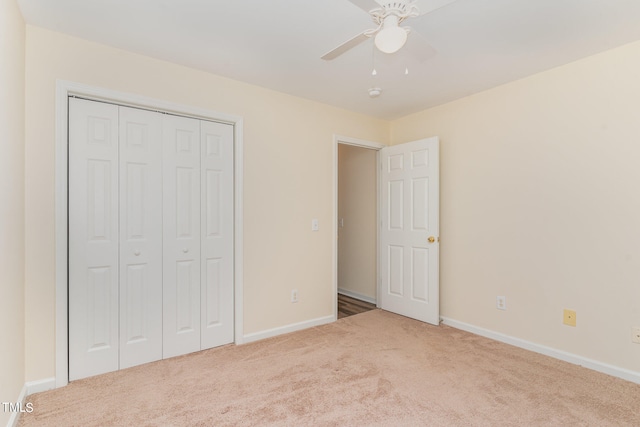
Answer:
[[17, 0, 640, 120]]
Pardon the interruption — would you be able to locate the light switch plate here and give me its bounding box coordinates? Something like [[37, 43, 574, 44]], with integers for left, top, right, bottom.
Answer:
[[312, 219, 319, 231]]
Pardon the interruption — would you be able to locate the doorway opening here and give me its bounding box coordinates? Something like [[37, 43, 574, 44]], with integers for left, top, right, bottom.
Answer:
[[333, 135, 440, 324], [333, 136, 385, 319]]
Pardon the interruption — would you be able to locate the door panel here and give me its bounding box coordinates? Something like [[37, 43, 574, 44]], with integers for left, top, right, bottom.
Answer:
[[411, 247, 429, 302], [163, 114, 202, 358], [412, 177, 429, 230], [204, 258, 222, 325], [118, 106, 163, 369], [389, 245, 404, 296], [200, 121, 234, 349], [380, 137, 439, 325], [85, 266, 113, 350], [389, 180, 404, 229], [69, 98, 120, 380], [176, 260, 197, 331]]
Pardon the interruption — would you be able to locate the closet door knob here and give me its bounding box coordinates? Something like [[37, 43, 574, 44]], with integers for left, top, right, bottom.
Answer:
[[183, 248, 189, 253], [134, 250, 141, 256]]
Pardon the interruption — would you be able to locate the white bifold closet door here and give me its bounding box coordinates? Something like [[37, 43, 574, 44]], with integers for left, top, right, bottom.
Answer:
[[162, 115, 202, 358], [162, 117, 234, 358], [118, 106, 164, 370], [69, 97, 234, 381], [69, 98, 121, 380], [199, 120, 234, 349]]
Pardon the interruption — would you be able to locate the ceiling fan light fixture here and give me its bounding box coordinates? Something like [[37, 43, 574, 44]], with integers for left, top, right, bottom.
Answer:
[[374, 15, 408, 54]]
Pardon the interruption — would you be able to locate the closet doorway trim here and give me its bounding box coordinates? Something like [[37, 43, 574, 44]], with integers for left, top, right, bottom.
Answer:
[[55, 80, 245, 388]]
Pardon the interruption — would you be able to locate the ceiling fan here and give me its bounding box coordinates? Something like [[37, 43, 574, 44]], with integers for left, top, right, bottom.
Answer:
[[321, 0, 457, 61]]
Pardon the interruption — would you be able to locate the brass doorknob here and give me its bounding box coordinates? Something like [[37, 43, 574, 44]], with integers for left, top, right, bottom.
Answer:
[[428, 236, 436, 243]]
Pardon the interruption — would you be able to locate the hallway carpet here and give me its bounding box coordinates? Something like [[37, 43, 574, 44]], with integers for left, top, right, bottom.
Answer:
[[20, 310, 640, 426]]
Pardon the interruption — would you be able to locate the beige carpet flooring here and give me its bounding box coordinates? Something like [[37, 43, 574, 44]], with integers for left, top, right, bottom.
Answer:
[[20, 310, 640, 426]]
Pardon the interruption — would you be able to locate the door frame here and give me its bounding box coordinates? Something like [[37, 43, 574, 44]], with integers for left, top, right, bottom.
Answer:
[[54, 80, 244, 388], [332, 135, 386, 319]]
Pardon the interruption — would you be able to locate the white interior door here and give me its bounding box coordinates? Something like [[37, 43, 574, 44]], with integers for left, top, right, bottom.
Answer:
[[200, 120, 235, 349], [118, 106, 163, 369], [68, 98, 120, 380], [162, 114, 202, 358], [380, 137, 440, 325]]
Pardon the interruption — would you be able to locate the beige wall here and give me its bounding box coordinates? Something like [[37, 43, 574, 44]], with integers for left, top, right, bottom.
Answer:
[[23, 26, 389, 382], [337, 145, 377, 301], [0, 0, 26, 422], [392, 40, 640, 373]]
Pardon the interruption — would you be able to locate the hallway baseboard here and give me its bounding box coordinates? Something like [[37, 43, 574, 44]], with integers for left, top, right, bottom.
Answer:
[[337, 288, 376, 305]]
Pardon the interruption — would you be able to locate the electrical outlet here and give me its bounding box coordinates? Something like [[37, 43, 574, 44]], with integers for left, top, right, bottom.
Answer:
[[496, 296, 506, 310], [291, 289, 299, 303], [632, 327, 640, 344], [563, 309, 576, 327]]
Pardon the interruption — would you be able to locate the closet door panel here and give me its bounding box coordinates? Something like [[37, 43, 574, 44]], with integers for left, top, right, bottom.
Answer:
[[201, 121, 235, 349], [119, 106, 163, 369], [68, 98, 120, 380], [163, 115, 202, 358]]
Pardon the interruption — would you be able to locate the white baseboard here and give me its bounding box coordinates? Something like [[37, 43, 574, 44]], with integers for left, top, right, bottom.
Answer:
[[242, 315, 334, 344], [441, 317, 640, 385], [337, 288, 377, 305], [6, 384, 27, 427], [26, 378, 56, 395], [6, 378, 56, 427]]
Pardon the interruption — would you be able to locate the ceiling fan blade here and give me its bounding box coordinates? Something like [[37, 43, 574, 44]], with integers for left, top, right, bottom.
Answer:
[[321, 32, 370, 60], [416, 0, 458, 16], [404, 29, 437, 62], [346, 0, 381, 13]]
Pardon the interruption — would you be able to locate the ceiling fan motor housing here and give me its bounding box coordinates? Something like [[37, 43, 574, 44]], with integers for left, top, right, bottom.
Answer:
[[371, 0, 420, 26], [380, 1, 411, 14]]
